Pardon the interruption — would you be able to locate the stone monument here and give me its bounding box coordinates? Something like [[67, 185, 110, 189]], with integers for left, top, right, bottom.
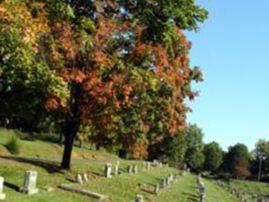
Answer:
[[21, 171, 39, 195]]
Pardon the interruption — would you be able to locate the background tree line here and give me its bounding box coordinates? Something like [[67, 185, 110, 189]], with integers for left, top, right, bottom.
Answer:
[[157, 124, 269, 182]]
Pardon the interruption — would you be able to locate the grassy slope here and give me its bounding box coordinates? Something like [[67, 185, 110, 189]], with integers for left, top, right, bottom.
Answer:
[[0, 128, 266, 202], [228, 179, 269, 196]]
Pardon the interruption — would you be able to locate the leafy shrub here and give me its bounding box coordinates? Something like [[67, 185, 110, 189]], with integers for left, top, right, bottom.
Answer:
[[5, 136, 20, 155]]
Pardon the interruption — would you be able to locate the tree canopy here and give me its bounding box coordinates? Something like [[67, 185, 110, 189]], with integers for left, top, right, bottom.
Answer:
[[203, 141, 223, 172], [222, 143, 251, 178], [0, 0, 208, 169]]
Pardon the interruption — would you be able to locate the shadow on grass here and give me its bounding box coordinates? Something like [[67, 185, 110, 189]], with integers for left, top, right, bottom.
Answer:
[[141, 187, 154, 195], [4, 181, 20, 192], [88, 170, 103, 177], [0, 156, 62, 174], [182, 192, 198, 202]]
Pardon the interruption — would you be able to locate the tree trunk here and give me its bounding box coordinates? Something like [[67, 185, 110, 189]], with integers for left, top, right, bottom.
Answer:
[[61, 120, 80, 170], [61, 133, 75, 170], [60, 84, 82, 170]]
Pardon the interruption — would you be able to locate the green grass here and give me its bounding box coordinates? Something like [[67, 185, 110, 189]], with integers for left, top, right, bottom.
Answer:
[[228, 179, 269, 196], [0, 128, 267, 202]]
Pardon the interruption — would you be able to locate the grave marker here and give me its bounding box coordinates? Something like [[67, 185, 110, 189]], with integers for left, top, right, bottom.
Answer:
[[82, 174, 89, 182], [154, 183, 160, 195], [128, 165, 133, 173], [132, 165, 138, 174], [104, 163, 112, 178], [115, 164, 119, 176], [76, 174, 83, 184], [0, 177, 6, 200], [198, 182, 206, 202], [21, 171, 39, 195]]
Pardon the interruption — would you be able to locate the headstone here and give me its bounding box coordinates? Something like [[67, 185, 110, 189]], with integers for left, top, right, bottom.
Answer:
[[134, 194, 143, 202], [166, 176, 170, 186], [82, 173, 89, 182], [0, 177, 6, 200], [146, 162, 151, 170], [116, 160, 120, 166], [160, 179, 166, 189], [75, 174, 83, 184], [196, 174, 201, 185], [198, 182, 206, 202], [152, 160, 160, 167], [21, 171, 39, 195], [169, 174, 174, 183], [128, 165, 133, 173], [104, 163, 112, 178], [115, 164, 119, 176], [132, 165, 138, 174], [154, 183, 160, 195], [142, 162, 146, 171]]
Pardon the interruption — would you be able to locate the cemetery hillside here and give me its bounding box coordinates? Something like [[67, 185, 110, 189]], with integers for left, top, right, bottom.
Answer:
[[0, 0, 268, 202], [0, 128, 268, 202]]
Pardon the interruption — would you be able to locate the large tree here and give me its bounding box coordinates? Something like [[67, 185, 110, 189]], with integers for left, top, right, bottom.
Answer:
[[222, 143, 251, 178], [203, 141, 223, 172], [0, 0, 208, 169], [184, 124, 205, 170], [251, 139, 269, 177]]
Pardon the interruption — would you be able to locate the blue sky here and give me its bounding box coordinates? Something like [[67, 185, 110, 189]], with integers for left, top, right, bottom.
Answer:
[[186, 0, 269, 151]]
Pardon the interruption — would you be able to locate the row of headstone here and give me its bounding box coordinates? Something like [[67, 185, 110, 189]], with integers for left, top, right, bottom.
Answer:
[[103, 160, 169, 185], [75, 173, 89, 184], [257, 196, 269, 202], [196, 174, 205, 202], [215, 180, 265, 202], [128, 164, 138, 174], [105, 161, 121, 178], [142, 162, 151, 171], [104, 161, 140, 178], [155, 173, 179, 195], [0, 170, 39, 200], [133, 173, 179, 202]]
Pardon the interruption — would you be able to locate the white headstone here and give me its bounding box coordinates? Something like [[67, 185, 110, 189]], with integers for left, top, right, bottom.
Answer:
[[0, 177, 6, 200], [160, 179, 166, 189], [169, 174, 174, 183], [128, 165, 133, 173], [116, 160, 120, 166], [21, 171, 39, 195], [146, 162, 151, 170], [104, 163, 112, 178], [115, 164, 119, 175], [75, 174, 83, 184], [166, 176, 170, 186], [154, 183, 160, 194], [132, 165, 138, 174], [82, 174, 89, 182]]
